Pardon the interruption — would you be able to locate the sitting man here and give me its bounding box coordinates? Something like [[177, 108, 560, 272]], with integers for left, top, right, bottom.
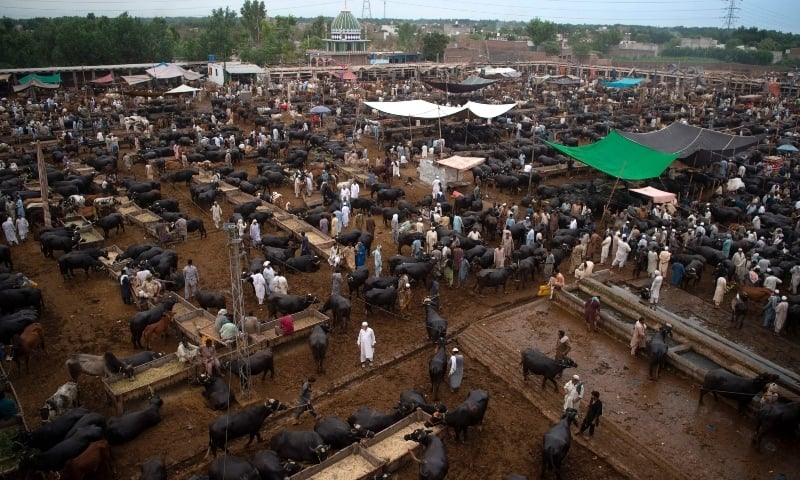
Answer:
[[198, 339, 221, 376], [275, 314, 295, 336], [219, 320, 243, 347], [138, 273, 162, 309]]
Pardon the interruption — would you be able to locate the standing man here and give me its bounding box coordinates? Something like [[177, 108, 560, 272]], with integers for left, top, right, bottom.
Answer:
[[584, 296, 600, 331], [763, 290, 779, 329], [250, 271, 267, 305], [119, 267, 134, 305], [431, 176, 443, 203], [630, 316, 647, 356], [448, 347, 464, 393], [14, 215, 28, 242], [249, 220, 261, 247], [272, 273, 288, 295], [357, 321, 376, 368], [211, 201, 222, 229], [658, 247, 671, 276], [578, 391, 603, 437], [542, 249, 555, 279], [775, 296, 789, 335], [649, 271, 663, 310], [292, 377, 318, 425], [174, 217, 188, 242], [555, 330, 572, 361], [425, 227, 438, 254], [2, 216, 18, 246], [372, 244, 383, 276], [183, 259, 199, 299], [712, 274, 727, 308], [563, 374, 584, 413]]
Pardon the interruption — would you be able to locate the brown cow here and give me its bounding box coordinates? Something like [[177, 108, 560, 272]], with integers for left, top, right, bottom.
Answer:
[[10, 322, 46, 373], [738, 285, 773, 304], [164, 160, 182, 170], [59, 439, 113, 480], [142, 311, 174, 350]]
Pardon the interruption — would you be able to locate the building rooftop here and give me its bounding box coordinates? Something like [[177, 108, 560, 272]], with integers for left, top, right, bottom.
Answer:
[[331, 9, 361, 33]]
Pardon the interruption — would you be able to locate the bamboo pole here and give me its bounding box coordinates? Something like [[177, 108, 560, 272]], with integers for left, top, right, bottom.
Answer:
[[36, 141, 52, 228]]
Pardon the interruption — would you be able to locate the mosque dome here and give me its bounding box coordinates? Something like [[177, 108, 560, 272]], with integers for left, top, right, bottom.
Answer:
[[330, 9, 361, 34]]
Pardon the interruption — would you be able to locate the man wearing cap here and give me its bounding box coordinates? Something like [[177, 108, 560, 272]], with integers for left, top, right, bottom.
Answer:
[[611, 235, 631, 269], [775, 296, 789, 335], [555, 330, 572, 364], [732, 248, 747, 283], [250, 270, 267, 305], [712, 273, 727, 308], [649, 270, 663, 310], [431, 176, 442, 202], [658, 247, 671, 276], [630, 316, 647, 356], [763, 290, 780, 328], [183, 259, 199, 300], [448, 347, 464, 393], [210, 201, 222, 229], [791, 264, 800, 295], [357, 321, 376, 368], [563, 374, 585, 413], [425, 226, 438, 254], [763, 269, 782, 291], [262, 262, 275, 294]]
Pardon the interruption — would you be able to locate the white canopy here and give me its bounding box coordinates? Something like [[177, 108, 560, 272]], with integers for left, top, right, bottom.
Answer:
[[165, 84, 200, 94], [629, 186, 676, 203], [437, 155, 486, 171], [122, 74, 152, 86], [364, 100, 515, 119], [146, 63, 204, 81]]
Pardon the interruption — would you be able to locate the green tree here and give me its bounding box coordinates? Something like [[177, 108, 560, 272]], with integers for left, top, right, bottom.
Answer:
[[421, 32, 449, 61], [204, 7, 239, 62], [757, 38, 779, 51], [541, 40, 561, 56], [525, 18, 556, 45], [397, 22, 419, 52], [240, 0, 266, 46], [592, 28, 622, 53]]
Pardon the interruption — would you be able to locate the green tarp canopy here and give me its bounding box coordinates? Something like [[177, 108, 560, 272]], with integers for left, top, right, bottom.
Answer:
[[545, 131, 679, 180], [18, 73, 62, 84]]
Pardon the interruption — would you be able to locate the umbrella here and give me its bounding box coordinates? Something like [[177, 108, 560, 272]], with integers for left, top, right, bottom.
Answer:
[[777, 144, 798, 153], [309, 105, 331, 115]]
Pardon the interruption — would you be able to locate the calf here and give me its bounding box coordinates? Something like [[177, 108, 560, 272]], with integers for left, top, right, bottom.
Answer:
[[41, 381, 80, 422], [201, 375, 236, 411], [424, 389, 489, 442], [130, 299, 176, 349], [404, 428, 448, 480], [699, 369, 779, 414], [541, 409, 579, 479], [106, 395, 164, 445], [10, 322, 46, 373], [309, 324, 331, 374], [314, 415, 374, 449], [95, 213, 125, 238], [269, 430, 331, 464], [208, 399, 287, 457], [208, 454, 259, 480], [319, 295, 351, 332], [141, 311, 174, 350], [121, 351, 164, 368], [59, 439, 112, 480], [521, 348, 578, 390]]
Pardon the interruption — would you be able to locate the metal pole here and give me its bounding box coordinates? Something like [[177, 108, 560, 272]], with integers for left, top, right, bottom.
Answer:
[[36, 141, 52, 227]]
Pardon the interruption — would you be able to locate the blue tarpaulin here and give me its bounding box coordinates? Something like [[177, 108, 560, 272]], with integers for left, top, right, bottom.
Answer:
[[602, 77, 646, 88]]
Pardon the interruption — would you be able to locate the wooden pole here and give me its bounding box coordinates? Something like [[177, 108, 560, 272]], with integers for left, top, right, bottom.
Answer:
[[603, 175, 622, 217], [36, 141, 52, 228]]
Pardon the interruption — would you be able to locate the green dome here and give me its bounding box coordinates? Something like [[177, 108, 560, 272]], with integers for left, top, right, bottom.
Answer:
[[330, 9, 361, 34]]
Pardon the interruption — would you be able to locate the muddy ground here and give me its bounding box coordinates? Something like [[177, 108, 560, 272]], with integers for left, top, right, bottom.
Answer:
[[5, 102, 800, 479]]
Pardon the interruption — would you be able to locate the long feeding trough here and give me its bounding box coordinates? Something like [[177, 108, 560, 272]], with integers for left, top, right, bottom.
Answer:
[[290, 409, 442, 480]]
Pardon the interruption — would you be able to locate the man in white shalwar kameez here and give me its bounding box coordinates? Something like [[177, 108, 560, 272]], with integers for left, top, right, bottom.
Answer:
[[563, 374, 584, 413], [15, 216, 28, 241], [250, 272, 267, 305], [2, 217, 18, 246], [357, 321, 376, 368]]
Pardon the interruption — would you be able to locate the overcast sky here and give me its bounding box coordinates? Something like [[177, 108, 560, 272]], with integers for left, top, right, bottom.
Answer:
[[5, 0, 799, 34]]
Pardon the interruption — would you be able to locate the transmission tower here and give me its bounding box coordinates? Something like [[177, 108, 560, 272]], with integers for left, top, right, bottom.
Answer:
[[362, 0, 372, 19], [723, 0, 740, 30], [223, 222, 251, 396]]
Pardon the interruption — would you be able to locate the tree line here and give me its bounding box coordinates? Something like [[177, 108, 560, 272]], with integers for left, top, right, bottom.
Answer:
[[1, 7, 799, 69]]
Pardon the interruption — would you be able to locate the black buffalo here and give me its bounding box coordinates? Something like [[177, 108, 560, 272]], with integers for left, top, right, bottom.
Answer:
[[223, 349, 275, 389], [309, 324, 331, 374], [207, 454, 258, 480], [541, 409, 579, 479], [699, 369, 779, 414], [313, 415, 374, 449], [424, 389, 489, 442], [267, 293, 318, 320], [95, 213, 126, 237], [346, 267, 370, 298], [521, 348, 578, 390], [319, 295, 351, 332], [208, 399, 287, 457], [269, 430, 331, 464], [404, 428, 448, 480], [364, 286, 398, 314], [474, 266, 516, 295], [106, 396, 163, 445]]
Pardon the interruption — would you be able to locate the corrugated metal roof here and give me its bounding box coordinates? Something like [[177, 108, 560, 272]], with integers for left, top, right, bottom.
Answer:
[[225, 64, 263, 75]]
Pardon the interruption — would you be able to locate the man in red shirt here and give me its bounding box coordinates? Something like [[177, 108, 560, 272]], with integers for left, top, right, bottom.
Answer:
[[275, 314, 294, 336]]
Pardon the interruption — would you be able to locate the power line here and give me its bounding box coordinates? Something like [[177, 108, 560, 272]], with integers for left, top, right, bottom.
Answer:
[[362, 0, 372, 19]]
